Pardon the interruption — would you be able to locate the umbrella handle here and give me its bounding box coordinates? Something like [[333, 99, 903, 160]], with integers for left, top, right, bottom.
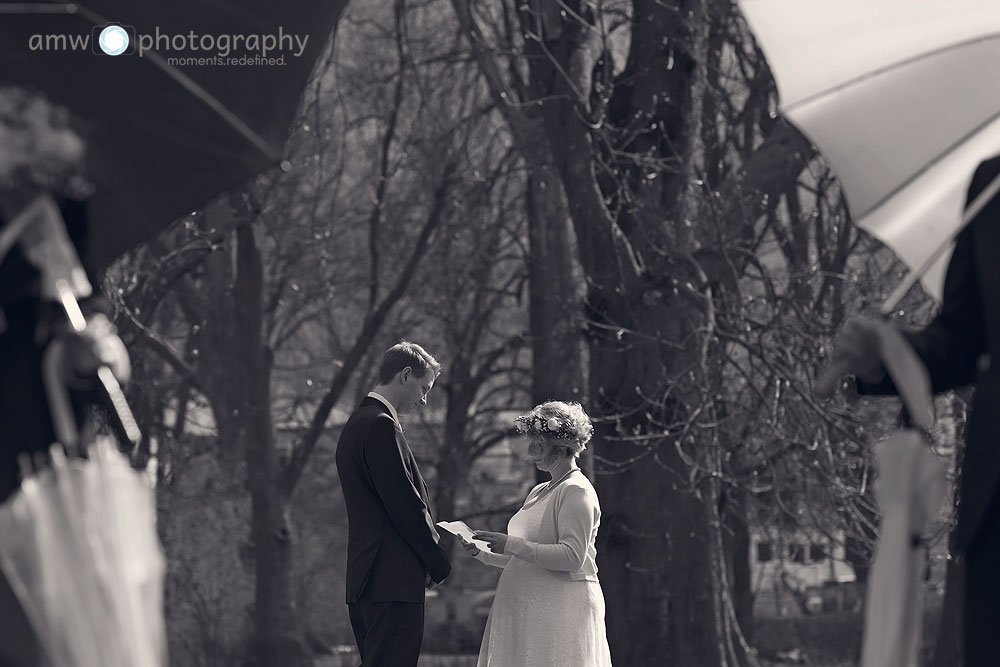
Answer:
[[815, 321, 935, 429], [876, 324, 935, 431], [54, 281, 141, 448], [39, 284, 141, 451]]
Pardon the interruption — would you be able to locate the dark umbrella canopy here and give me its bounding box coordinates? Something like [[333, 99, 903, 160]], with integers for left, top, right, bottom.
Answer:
[[0, 1, 346, 270]]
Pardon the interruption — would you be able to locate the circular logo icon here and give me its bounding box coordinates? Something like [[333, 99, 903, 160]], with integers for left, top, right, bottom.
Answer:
[[98, 25, 129, 56]]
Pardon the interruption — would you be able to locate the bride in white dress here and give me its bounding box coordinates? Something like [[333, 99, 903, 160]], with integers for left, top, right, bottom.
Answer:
[[464, 401, 613, 667]]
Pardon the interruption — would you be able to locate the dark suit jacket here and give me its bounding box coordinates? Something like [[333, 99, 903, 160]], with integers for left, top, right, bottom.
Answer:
[[859, 156, 1000, 552], [335, 396, 451, 603]]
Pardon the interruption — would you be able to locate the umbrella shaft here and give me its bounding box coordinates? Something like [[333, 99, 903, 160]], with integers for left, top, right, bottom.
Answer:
[[55, 281, 88, 332], [880, 171, 1000, 316]]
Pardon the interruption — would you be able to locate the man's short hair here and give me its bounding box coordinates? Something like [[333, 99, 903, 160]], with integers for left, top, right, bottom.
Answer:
[[376, 341, 442, 385]]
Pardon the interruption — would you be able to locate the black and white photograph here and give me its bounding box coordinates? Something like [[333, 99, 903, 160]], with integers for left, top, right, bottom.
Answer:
[[1, 1, 998, 666]]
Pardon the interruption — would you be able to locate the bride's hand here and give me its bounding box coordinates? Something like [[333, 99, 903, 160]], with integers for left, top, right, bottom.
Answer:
[[459, 537, 481, 557], [472, 531, 508, 554]]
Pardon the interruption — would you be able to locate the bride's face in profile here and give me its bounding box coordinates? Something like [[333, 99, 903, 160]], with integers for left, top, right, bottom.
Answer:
[[526, 437, 561, 472]]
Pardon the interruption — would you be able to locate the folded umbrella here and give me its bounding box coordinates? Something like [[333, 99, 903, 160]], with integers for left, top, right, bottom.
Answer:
[[855, 324, 947, 667], [0, 439, 166, 667]]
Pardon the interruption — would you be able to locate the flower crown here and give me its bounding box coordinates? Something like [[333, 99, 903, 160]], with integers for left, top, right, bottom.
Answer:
[[514, 414, 576, 440]]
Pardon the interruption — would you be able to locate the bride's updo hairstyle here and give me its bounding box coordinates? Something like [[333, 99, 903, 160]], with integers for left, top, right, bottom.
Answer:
[[514, 400, 594, 459]]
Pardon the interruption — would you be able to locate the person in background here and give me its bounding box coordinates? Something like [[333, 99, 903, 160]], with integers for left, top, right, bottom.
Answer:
[[823, 156, 1000, 667], [0, 86, 131, 667]]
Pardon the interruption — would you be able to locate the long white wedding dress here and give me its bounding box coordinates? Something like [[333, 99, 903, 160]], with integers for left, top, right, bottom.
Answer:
[[476, 488, 613, 667]]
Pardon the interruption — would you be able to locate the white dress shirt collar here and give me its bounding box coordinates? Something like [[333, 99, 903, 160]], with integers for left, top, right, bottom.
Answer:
[[367, 391, 399, 425]]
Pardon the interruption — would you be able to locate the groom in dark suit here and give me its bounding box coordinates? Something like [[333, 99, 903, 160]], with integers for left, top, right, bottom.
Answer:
[[826, 156, 1000, 666], [336, 341, 451, 667]]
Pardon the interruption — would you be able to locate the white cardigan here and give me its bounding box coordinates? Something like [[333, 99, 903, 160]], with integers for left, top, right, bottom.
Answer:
[[475, 472, 601, 582]]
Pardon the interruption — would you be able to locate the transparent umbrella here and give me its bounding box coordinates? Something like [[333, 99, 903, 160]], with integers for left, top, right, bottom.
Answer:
[[0, 439, 166, 667]]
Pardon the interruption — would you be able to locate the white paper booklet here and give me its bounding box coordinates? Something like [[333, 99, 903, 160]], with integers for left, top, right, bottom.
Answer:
[[436, 520, 491, 551]]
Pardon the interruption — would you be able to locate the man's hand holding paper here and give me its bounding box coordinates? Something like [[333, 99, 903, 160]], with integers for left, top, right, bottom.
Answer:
[[436, 520, 491, 553]]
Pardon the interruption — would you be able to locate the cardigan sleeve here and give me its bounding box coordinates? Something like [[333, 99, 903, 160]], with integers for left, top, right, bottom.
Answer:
[[469, 482, 546, 570], [504, 485, 595, 572]]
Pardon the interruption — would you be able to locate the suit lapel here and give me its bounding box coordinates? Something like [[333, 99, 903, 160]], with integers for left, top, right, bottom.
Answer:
[[362, 395, 435, 517], [413, 460, 432, 512], [398, 428, 433, 513]]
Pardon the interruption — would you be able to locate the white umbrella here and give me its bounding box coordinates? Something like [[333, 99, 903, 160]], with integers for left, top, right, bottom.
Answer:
[[739, 0, 1000, 305]]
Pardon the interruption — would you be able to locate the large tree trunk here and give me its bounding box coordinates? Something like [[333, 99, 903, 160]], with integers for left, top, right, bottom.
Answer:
[[437, 355, 477, 524], [527, 165, 587, 478], [198, 203, 306, 666], [452, 0, 748, 661], [729, 502, 754, 644], [585, 291, 725, 665], [233, 224, 304, 666], [520, 1, 729, 661]]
